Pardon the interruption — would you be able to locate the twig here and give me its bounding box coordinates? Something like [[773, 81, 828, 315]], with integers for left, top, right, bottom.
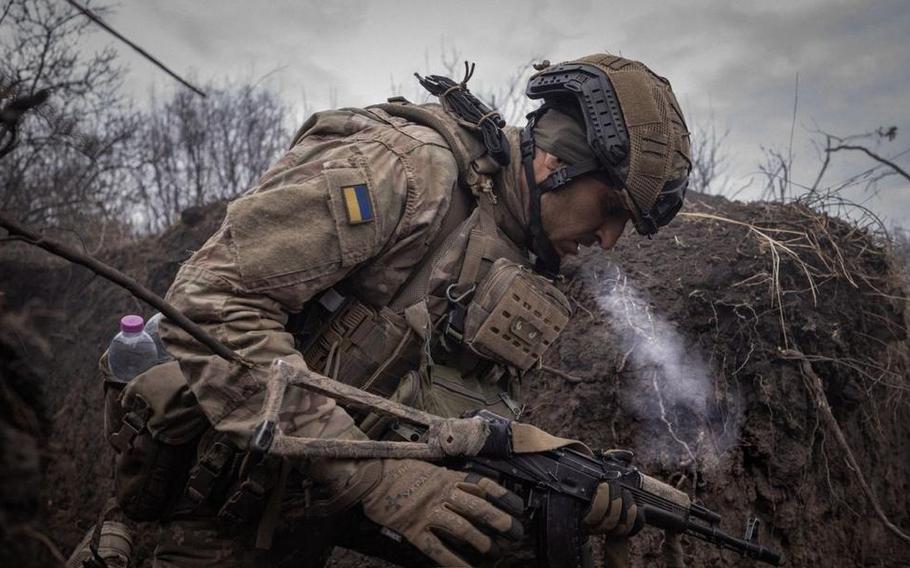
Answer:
[[62, 0, 206, 98], [782, 348, 910, 545], [0, 211, 252, 368], [787, 72, 799, 197], [539, 364, 583, 384], [680, 211, 821, 348], [828, 144, 910, 184]]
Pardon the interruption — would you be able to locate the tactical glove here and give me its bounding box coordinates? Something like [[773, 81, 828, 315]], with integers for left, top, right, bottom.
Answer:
[[359, 459, 525, 566], [582, 479, 642, 537]]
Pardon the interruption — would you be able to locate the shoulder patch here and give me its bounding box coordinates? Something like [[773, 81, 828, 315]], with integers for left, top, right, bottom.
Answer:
[[341, 183, 374, 224]]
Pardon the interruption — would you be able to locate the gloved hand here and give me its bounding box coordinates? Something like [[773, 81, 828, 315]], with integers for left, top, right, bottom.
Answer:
[[359, 459, 525, 566], [581, 479, 642, 537]]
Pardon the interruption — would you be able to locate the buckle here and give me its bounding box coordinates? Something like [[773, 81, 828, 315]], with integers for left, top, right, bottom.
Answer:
[[445, 283, 476, 304], [444, 307, 465, 343], [218, 478, 268, 526], [184, 441, 234, 504], [109, 410, 147, 453], [498, 392, 524, 419]]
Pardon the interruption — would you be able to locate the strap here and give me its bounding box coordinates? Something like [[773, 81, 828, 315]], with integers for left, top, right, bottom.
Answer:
[[183, 440, 236, 507], [521, 118, 561, 276], [538, 159, 603, 192], [109, 398, 151, 453], [370, 102, 500, 201], [510, 422, 592, 455], [388, 177, 473, 312], [218, 476, 268, 526], [80, 498, 123, 568], [255, 458, 290, 550], [456, 206, 498, 290]]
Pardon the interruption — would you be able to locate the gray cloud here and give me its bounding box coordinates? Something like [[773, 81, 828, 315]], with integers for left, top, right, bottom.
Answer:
[[83, 0, 910, 223]]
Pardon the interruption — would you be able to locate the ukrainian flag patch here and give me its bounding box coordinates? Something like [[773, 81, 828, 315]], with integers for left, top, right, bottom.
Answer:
[[341, 184, 374, 224]]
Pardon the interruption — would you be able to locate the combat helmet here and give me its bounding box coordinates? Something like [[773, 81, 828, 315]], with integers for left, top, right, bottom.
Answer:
[[521, 53, 692, 270]]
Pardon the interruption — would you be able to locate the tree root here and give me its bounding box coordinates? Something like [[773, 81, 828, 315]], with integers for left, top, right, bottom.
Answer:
[[539, 364, 583, 384], [782, 348, 910, 545]]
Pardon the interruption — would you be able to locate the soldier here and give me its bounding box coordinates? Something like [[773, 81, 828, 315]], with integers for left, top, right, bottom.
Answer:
[[100, 53, 691, 567]]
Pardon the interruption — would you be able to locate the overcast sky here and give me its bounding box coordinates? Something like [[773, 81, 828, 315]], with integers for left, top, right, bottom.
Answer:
[[81, 0, 910, 226]]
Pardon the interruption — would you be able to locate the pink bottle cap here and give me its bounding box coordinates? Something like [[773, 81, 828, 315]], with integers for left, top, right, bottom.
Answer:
[[120, 315, 145, 333]]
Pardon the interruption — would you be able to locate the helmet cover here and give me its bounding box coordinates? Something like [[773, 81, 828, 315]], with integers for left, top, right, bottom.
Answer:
[[527, 54, 692, 234]]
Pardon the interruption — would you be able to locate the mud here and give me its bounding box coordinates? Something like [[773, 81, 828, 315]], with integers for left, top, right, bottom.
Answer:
[[1, 193, 908, 566]]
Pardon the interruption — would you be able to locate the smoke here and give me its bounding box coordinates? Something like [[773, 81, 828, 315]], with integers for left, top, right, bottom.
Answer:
[[585, 264, 735, 473]]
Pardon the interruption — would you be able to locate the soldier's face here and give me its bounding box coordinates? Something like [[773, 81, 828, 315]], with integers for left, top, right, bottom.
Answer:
[[539, 174, 631, 258]]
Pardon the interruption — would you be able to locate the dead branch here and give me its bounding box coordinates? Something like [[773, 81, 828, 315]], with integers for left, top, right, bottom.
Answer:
[[539, 364, 583, 384], [782, 348, 910, 545], [0, 211, 252, 368], [62, 0, 205, 98], [827, 144, 910, 185]]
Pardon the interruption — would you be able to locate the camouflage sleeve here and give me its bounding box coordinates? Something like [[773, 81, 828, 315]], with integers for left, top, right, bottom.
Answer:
[[159, 133, 457, 450]]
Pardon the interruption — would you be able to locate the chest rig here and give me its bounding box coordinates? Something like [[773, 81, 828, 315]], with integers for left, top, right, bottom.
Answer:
[[292, 82, 571, 430]]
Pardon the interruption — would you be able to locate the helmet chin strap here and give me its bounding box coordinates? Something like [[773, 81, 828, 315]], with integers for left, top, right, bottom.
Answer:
[[520, 115, 562, 277]]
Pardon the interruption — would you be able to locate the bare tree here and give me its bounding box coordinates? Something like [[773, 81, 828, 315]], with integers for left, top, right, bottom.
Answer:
[[0, 0, 137, 230], [130, 81, 289, 232], [688, 117, 731, 195], [758, 125, 909, 206], [758, 146, 791, 202], [483, 59, 540, 126]]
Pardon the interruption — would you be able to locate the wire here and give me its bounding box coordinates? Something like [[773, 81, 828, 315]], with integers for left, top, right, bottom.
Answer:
[[62, 0, 206, 98]]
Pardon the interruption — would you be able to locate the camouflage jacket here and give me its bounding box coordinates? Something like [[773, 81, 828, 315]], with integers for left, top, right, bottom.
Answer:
[[158, 104, 532, 449]]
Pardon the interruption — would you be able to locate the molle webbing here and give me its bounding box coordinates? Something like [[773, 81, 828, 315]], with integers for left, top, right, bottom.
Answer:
[[388, 177, 473, 313], [372, 101, 508, 313], [369, 102, 494, 197], [299, 102, 521, 397]]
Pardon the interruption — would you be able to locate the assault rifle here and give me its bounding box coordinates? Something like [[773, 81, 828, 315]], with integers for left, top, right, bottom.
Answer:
[[453, 409, 782, 567], [253, 361, 783, 567]]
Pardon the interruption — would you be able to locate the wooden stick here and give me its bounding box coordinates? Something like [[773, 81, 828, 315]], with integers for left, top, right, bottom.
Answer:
[[270, 435, 443, 460], [782, 348, 910, 545], [275, 360, 440, 428], [0, 211, 252, 368]]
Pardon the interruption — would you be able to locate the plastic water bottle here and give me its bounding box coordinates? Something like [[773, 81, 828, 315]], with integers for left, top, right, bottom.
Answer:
[[143, 312, 173, 363], [107, 315, 158, 382]]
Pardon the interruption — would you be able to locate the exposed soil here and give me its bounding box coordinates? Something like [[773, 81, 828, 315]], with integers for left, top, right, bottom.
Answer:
[[1, 193, 909, 567]]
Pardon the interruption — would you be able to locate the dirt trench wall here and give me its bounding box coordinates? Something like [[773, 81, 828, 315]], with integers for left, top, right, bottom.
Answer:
[[525, 194, 910, 566], [1, 194, 909, 566]]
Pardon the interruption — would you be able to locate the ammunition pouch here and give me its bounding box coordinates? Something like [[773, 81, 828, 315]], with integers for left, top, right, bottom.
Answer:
[[172, 432, 282, 529], [303, 299, 422, 398], [459, 258, 571, 371]]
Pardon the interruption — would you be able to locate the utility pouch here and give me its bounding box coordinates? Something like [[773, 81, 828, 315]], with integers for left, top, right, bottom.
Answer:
[[303, 298, 421, 397], [461, 258, 571, 371], [415, 365, 522, 421], [101, 356, 209, 521]]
